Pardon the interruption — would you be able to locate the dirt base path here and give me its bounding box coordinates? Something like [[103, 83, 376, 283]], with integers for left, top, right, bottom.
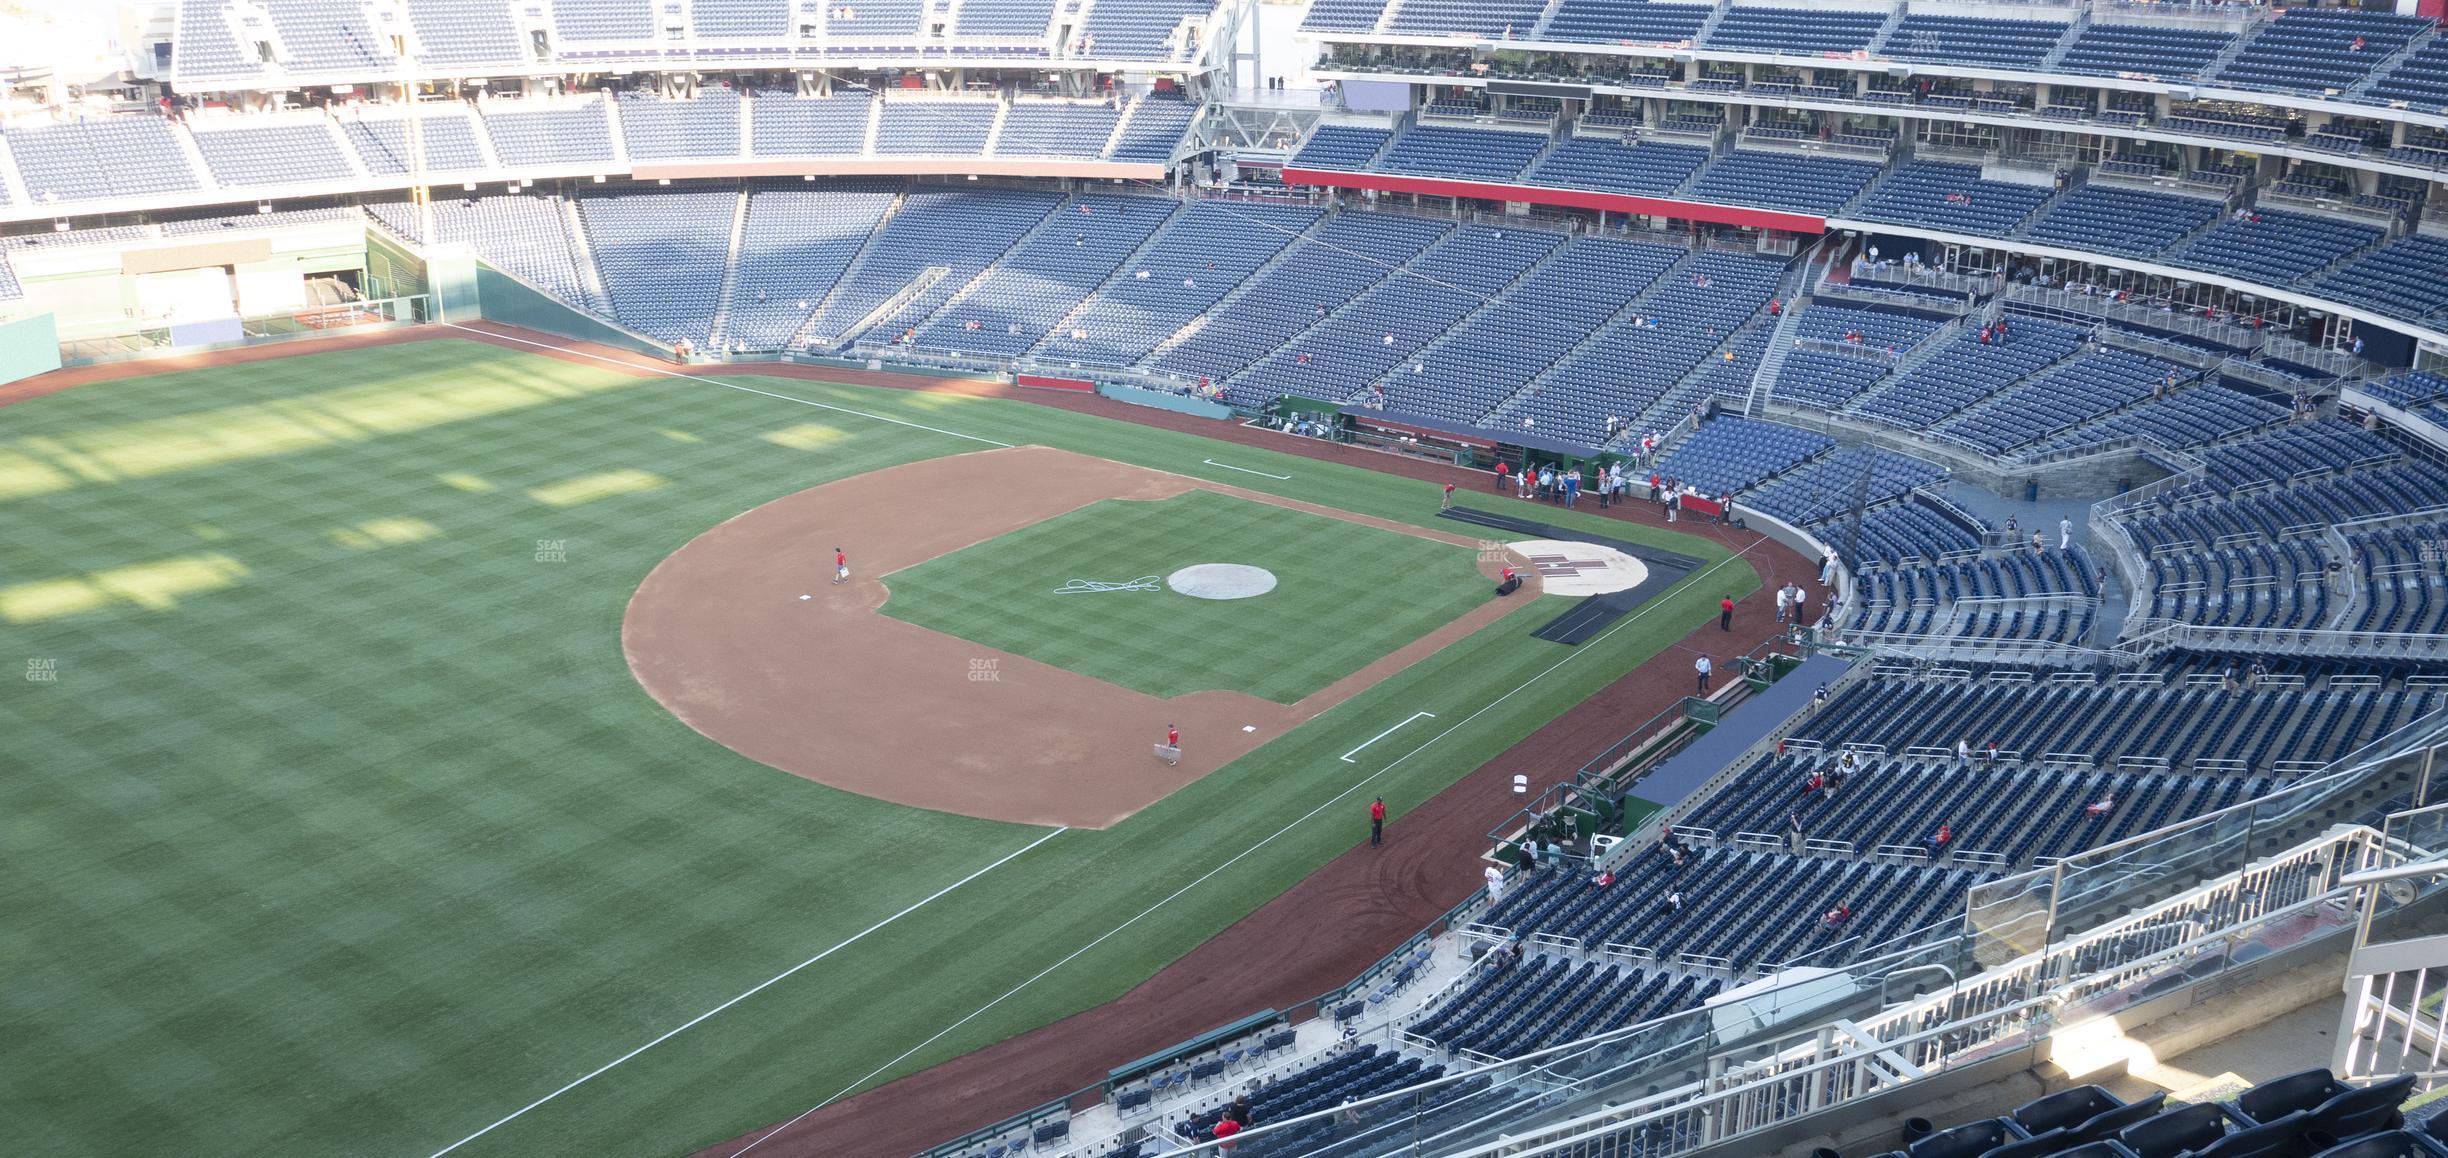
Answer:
[[8, 325, 1827, 1157], [624, 444, 1530, 829]]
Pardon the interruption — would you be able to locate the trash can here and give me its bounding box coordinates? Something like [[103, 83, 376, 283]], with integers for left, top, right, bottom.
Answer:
[[1903, 1117, 1936, 1146]]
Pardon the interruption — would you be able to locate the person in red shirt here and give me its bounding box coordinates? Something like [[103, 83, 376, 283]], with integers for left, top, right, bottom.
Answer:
[[1928, 823, 1952, 860], [1213, 1115, 1241, 1148], [1493, 460, 1509, 491], [1719, 595, 1736, 632], [1441, 481, 1455, 509], [1167, 725, 1178, 748], [833, 547, 848, 584], [1370, 796, 1386, 846]]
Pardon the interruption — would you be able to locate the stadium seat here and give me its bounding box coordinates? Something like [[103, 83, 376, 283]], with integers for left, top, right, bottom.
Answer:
[[1909, 1117, 2021, 1158]]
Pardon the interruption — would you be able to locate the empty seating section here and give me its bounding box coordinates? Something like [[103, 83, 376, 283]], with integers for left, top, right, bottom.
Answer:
[[749, 92, 870, 156], [1377, 125, 1547, 183], [2352, 522, 2448, 636], [553, 0, 655, 41], [993, 102, 1120, 158], [404, 0, 527, 67], [1683, 753, 2275, 865], [1655, 417, 1833, 495], [578, 190, 734, 345], [377, 194, 601, 312], [1850, 543, 2104, 645], [2366, 370, 2448, 411], [1683, 149, 1880, 216], [1229, 226, 1563, 405], [1742, 447, 1948, 527], [826, 0, 925, 38], [1799, 673, 2433, 772], [173, 0, 265, 83], [724, 185, 899, 350], [1835, 497, 1983, 565], [2215, 9, 2430, 96], [189, 121, 353, 187], [804, 190, 1063, 346], [1153, 214, 1452, 401], [1387, 0, 1543, 38], [1298, 0, 1385, 33], [2313, 235, 2448, 323], [1385, 236, 1684, 427], [1938, 348, 2181, 455], [265, 0, 397, 72], [2025, 185, 2220, 259], [1504, 252, 1784, 446], [2366, 39, 2448, 114], [1291, 125, 1393, 170], [1410, 958, 1716, 1061], [2144, 536, 2334, 630], [2030, 384, 2288, 458], [340, 111, 487, 174], [2184, 420, 2400, 492], [876, 99, 997, 155], [1485, 846, 1982, 971], [1171, 1046, 1436, 1145], [1109, 95, 1196, 163], [1770, 306, 1945, 409], [691, 0, 791, 38], [2167, 209, 2381, 286], [1704, 6, 1886, 55], [1541, 0, 1711, 46], [1883, 16, 2070, 69], [1851, 320, 2085, 431], [482, 101, 618, 166], [1526, 137, 1707, 196], [953, 0, 1056, 37], [1034, 202, 1321, 367], [1854, 163, 2053, 237], [912, 196, 1174, 354], [1076, 0, 1214, 61], [618, 89, 743, 160], [5, 118, 199, 203], [2056, 22, 2232, 78]]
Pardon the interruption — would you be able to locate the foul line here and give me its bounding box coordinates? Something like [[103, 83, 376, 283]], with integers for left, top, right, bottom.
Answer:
[[425, 826, 1067, 1158], [1339, 712, 1436, 764], [1202, 458, 1292, 480], [725, 543, 1771, 1157], [439, 324, 1014, 449]]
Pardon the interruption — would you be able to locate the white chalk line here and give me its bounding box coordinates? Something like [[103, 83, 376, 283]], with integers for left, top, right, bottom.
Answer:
[[1202, 458, 1292, 480], [725, 545, 1770, 1156], [424, 826, 1068, 1158], [439, 324, 1015, 450], [1339, 712, 1437, 764]]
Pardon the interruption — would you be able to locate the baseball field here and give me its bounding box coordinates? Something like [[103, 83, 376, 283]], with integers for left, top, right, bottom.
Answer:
[[1, 333, 1759, 1156]]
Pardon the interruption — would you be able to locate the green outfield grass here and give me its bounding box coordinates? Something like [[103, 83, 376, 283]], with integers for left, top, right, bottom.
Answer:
[[0, 337, 1757, 1157], [882, 489, 1487, 702]]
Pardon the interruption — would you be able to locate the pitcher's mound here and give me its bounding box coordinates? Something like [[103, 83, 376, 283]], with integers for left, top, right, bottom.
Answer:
[[1167, 563, 1277, 600]]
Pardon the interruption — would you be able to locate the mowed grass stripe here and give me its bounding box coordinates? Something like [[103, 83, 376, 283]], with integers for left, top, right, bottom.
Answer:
[[0, 341, 1756, 1156], [882, 490, 1488, 702]]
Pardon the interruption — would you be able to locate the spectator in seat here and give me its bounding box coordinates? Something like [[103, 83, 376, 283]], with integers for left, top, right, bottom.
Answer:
[[2084, 796, 2116, 819], [1823, 903, 1852, 929], [1928, 823, 1952, 860], [1662, 888, 1684, 917]]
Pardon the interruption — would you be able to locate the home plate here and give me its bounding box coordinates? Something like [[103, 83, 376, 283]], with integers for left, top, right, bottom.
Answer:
[[799, 594, 812, 600], [1507, 540, 1650, 596]]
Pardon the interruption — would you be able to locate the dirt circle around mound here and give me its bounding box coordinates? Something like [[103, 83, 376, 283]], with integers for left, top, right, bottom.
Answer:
[[620, 445, 1531, 829]]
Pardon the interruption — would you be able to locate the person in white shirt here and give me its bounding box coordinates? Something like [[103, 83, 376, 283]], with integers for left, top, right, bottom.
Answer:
[[1483, 864, 1505, 902], [2060, 517, 2074, 550], [1695, 654, 1714, 693]]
